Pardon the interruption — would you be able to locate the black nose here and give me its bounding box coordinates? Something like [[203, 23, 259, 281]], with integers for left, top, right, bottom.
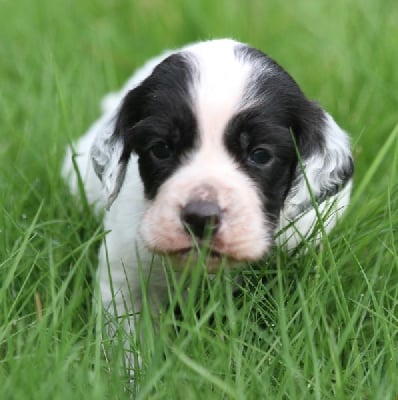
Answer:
[[181, 200, 222, 239]]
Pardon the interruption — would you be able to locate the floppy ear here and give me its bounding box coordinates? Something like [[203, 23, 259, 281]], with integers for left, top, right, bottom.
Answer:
[[90, 73, 152, 209], [90, 123, 128, 210], [283, 107, 354, 221]]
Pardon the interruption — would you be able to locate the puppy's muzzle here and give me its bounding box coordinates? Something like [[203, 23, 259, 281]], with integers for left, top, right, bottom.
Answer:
[[181, 200, 222, 239]]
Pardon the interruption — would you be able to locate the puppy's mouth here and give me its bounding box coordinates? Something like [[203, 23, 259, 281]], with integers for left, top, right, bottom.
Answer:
[[159, 246, 241, 272], [172, 247, 223, 260]]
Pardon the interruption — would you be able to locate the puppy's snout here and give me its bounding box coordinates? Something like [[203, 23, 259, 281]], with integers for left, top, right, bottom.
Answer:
[[181, 200, 222, 239]]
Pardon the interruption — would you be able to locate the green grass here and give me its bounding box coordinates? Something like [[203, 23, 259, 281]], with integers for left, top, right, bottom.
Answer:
[[1, 0, 397, 398]]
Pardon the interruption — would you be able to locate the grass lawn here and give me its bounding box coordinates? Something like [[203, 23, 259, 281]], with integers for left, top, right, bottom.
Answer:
[[1, 0, 397, 398]]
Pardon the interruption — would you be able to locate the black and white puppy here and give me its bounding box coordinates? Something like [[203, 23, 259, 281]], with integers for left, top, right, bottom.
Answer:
[[63, 38, 353, 333]]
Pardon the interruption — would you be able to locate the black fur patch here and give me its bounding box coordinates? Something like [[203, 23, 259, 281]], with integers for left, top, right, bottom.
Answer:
[[114, 53, 198, 199], [228, 44, 353, 219], [222, 45, 325, 221], [235, 44, 327, 157], [224, 109, 298, 224]]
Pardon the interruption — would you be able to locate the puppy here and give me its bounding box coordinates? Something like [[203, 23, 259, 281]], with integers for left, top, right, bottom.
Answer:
[[63, 38, 353, 350]]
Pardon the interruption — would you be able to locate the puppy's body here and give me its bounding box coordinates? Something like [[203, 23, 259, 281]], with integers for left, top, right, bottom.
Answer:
[[63, 39, 353, 341]]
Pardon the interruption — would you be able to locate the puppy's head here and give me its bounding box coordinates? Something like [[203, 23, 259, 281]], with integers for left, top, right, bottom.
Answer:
[[92, 39, 353, 270]]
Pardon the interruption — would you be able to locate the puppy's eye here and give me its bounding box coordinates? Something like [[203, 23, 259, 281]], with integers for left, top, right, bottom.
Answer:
[[248, 147, 272, 166], [149, 142, 173, 160]]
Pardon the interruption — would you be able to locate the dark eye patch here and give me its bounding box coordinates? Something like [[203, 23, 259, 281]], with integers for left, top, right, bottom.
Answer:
[[226, 111, 294, 164], [134, 120, 191, 199], [224, 109, 298, 221], [113, 52, 199, 200], [126, 110, 198, 200], [126, 117, 177, 154]]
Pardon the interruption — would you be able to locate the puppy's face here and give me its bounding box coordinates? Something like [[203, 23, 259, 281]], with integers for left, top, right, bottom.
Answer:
[[93, 39, 353, 270]]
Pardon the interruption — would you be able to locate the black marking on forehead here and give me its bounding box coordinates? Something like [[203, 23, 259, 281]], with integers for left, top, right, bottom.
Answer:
[[234, 44, 326, 157], [114, 52, 199, 199], [226, 44, 331, 221], [115, 53, 196, 136]]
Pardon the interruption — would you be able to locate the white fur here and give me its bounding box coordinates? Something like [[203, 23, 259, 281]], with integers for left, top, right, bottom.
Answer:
[[62, 39, 352, 369]]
